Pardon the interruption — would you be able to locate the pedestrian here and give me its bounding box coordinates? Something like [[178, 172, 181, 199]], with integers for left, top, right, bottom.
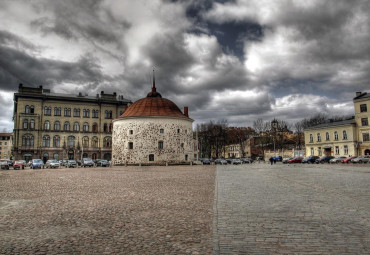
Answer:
[[269, 157, 273, 165], [273, 158, 276, 164]]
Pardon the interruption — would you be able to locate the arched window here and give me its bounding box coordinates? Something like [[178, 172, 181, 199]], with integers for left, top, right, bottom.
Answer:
[[44, 120, 50, 130], [23, 119, 28, 129], [334, 131, 338, 140], [54, 107, 61, 116], [105, 110, 108, 119], [158, 141, 164, 149], [73, 122, 80, 131], [25, 105, 30, 114], [343, 130, 347, 140], [92, 136, 98, 147], [43, 135, 50, 147], [103, 136, 112, 148], [104, 123, 108, 132], [74, 108, 80, 117], [67, 136, 75, 147], [92, 110, 99, 118], [54, 121, 60, 131], [30, 119, 35, 129], [53, 153, 59, 160], [53, 136, 60, 147], [317, 133, 321, 142], [44, 106, 51, 115], [30, 106, 34, 114], [83, 109, 90, 118], [92, 123, 98, 132], [83, 122, 89, 132], [64, 108, 71, 116], [82, 136, 89, 147], [23, 135, 34, 146], [64, 121, 70, 131], [109, 123, 113, 132], [326, 132, 330, 141]]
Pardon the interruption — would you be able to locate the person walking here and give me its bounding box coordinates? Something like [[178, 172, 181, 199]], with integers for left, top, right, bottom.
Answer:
[[269, 157, 273, 165]]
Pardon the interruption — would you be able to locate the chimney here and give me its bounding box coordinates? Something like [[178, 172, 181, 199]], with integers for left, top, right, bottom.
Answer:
[[19, 83, 23, 88], [39, 85, 43, 89], [113, 92, 117, 96], [356, 91, 362, 97], [184, 106, 189, 117], [101, 91, 104, 95]]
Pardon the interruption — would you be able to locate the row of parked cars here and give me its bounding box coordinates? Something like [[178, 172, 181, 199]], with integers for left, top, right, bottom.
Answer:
[[0, 158, 111, 170], [199, 158, 254, 165], [282, 155, 370, 164]]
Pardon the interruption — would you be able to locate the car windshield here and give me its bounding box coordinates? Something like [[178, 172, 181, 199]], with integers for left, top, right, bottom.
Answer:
[[33, 159, 43, 163], [15, 161, 23, 164]]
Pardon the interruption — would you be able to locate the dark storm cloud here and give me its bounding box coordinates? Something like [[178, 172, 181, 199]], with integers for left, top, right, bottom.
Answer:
[[0, 44, 107, 91]]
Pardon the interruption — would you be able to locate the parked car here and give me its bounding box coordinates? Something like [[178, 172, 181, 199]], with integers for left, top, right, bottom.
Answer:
[[226, 159, 233, 164], [352, 155, 370, 164], [66, 160, 77, 168], [273, 156, 282, 162], [329, 156, 347, 164], [288, 157, 303, 164], [214, 158, 227, 165], [13, 160, 25, 170], [202, 159, 211, 165], [97, 159, 110, 167], [30, 159, 44, 169], [315, 156, 335, 164], [232, 159, 242, 165], [241, 158, 252, 164], [341, 156, 356, 164], [46, 159, 60, 169], [302, 156, 319, 164], [7, 160, 14, 167], [62, 159, 69, 166], [82, 158, 94, 167], [282, 158, 293, 164], [0, 160, 10, 170]]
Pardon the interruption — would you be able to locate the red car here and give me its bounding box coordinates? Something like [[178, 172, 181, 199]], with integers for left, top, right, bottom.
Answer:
[[13, 160, 25, 170], [288, 157, 303, 164], [341, 156, 356, 164]]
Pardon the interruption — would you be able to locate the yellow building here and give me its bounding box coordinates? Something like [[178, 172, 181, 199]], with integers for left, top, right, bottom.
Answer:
[[13, 84, 131, 162], [304, 91, 370, 157], [0, 133, 13, 160]]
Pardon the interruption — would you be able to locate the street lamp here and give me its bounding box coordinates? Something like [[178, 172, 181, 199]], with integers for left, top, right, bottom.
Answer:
[[271, 119, 278, 157]]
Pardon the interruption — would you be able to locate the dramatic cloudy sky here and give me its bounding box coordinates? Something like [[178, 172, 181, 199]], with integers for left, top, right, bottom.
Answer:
[[1, 0, 369, 131]]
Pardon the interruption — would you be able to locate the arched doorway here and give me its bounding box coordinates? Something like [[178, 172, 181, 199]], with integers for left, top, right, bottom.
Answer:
[[23, 153, 32, 164], [83, 153, 88, 158], [92, 153, 97, 160], [43, 153, 49, 164], [103, 153, 111, 160], [365, 149, 370, 155], [68, 149, 74, 160]]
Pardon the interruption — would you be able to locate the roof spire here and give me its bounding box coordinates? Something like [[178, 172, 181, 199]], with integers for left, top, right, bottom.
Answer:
[[152, 69, 156, 93]]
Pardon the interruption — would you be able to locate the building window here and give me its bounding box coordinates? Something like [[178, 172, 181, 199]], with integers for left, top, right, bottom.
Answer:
[[64, 108, 71, 117], [53, 153, 59, 160], [335, 146, 339, 155], [317, 133, 321, 142], [318, 147, 322, 156], [119, 111, 123, 116], [43, 135, 50, 147], [22, 135, 34, 147], [160, 129, 164, 134], [360, 104, 367, 112], [23, 119, 28, 129], [181, 143, 184, 148], [129, 130, 133, 135], [92, 123, 98, 132], [128, 142, 133, 149], [103, 137, 112, 148], [109, 123, 113, 133], [54, 121, 60, 131], [334, 131, 339, 141], [326, 132, 330, 141], [361, 118, 368, 126], [30, 119, 35, 129], [310, 147, 314, 155], [105, 110, 112, 119], [67, 136, 75, 147], [92, 110, 99, 118], [185, 155, 188, 161], [44, 106, 51, 116], [149, 154, 154, 161], [158, 141, 163, 149], [344, 145, 348, 155], [177, 129, 180, 134], [30, 106, 34, 114], [343, 130, 347, 140], [73, 122, 80, 131], [83, 109, 90, 118], [53, 136, 60, 147], [92, 137, 98, 147], [363, 133, 370, 142], [64, 121, 70, 131], [104, 123, 108, 132], [74, 108, 80, 117], [309, 134, 313, 143], [82, 136, 89, 147], [25, 105, 29, 114], [83, 122, 89, 132], [54, 107, 61, 116], [44, 121, 50, 130]]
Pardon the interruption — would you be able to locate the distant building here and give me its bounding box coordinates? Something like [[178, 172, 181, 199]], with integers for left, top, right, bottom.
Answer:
[[304, 92, 370, 157], [112, 77, 195, 165], [0, 133, 13, 160], [12, 84, 131, 162]]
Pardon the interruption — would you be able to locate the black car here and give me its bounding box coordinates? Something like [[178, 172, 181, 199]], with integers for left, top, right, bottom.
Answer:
[[302, 156, 320, 164], [315, 156, 335, 164], [202, 159, 211, 165], [97, 160, 110, 167]]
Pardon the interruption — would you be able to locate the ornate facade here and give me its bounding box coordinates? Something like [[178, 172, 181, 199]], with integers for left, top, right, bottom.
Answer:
[[13, 84, 131, 162]]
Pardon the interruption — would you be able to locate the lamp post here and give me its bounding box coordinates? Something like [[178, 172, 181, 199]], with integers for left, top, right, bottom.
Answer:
[[271, 119, 278, 157]]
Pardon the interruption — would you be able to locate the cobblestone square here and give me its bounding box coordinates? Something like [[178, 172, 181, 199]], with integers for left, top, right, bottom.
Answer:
[[214, 163, 370, 254], [0, 166, 215, 254]]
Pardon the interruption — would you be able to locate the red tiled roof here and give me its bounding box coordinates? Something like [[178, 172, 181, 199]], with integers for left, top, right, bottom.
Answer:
[[120, 97, 189, 118]]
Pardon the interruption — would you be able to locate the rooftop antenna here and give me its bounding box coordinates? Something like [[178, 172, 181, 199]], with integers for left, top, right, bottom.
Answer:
[[152, 69, 156, 93]]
